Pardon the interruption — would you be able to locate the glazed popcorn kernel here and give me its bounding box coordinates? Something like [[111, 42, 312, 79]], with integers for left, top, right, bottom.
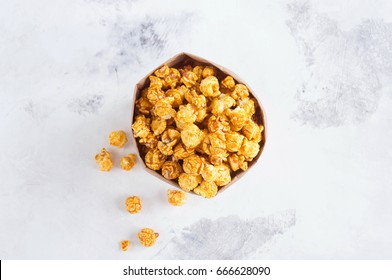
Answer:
[[121, 240, 130, 251], [121, 154, 137, 171], [183, 154, 205, 175], [132, 62, 264, 197], [200, 76, 220, 97], [108, 130, 128, 148], [138, 228, 159, 247], [145, 148, 167, 170], [95, 148, 113, 171], [125, 196, 142, 214], [178, 173, 202, 192], [194, 180, 218, 198], [161, 161, 182, 180], [167, 189, 187, 206]]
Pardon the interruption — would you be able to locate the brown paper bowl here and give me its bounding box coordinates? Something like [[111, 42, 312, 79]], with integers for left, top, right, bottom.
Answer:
[[131, 52, 267, 195]]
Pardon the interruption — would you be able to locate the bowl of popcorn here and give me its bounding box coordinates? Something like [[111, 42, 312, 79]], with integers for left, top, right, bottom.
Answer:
[[131, 53, 266, 198]]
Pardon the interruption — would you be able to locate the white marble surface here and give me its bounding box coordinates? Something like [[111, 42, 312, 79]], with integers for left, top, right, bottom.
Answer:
[[1, 0, 392, 259]]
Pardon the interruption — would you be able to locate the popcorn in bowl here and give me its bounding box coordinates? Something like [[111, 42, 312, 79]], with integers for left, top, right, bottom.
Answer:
[[131, 53, 266, 198]]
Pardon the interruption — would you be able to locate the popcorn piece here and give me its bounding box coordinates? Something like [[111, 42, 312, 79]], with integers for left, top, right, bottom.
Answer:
[[154, 64, 170, 78], [181, 70, 198, 88], [231, 84, 249, 100], [201, 163, 218, 182], [228, 154, 248, 172], [161, 129, 181, 146], [242, 120, 263, 141], [239, 138, 260, 161], [227, 107, 248, 131], [152, 97, 176, 119], [146, 87, 165, 105], [207, 115, 230, 133], [194, 180, 218, 198], [161, 161, 182, 179], [190, 94, 207, 109], [139, 133, 158, 149], [192, 66, 203, 82], [164, 68, 181, 89], [132, 115, 151, 138], [149, 75, 163, 89], [175, 104, 196, 129], [225, 131, 244, 152], [165, 89, 184, 108], [157, 141, 174, 156], [202, 66, 215, 78], [214, 164, 231, 187], [210, 95, 236, 116], [173, 143, 195, 161], [136, 96, 153, 115], [167, 189, 187, 206], [121, 154, 137, 171], [181, 123, 204, 148], [178, 173, 202, 192], [183, 155, 205, 175], [138, 228, 159, 247], [121, 240, 130, 251], [209, 147, 228, 166], [238, 97, 256, 117], [194, 107, 208, 123], [151, 117, 166, 136], [221, 76, 235, 90], [125, 196, 142, 214], [95, 148, 113, 171], [145, 148, 167, 170], [108, 130, 128, 148], [200, 76, 220, 97]]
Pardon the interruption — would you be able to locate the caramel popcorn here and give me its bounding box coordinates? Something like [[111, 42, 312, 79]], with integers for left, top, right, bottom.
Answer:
[[132, 62, 264, 198], [108, 130, 128, 148], [200, 76, 220, 97], [193, 180, 218, 198], [121, 240, 130, 251], [145, 148, 166, 170], [121, 154, 137, 171], [138, 228, 159, 247], [95, 148, 113, 171], [178, 173, 202, 192], [125, 196, 142, 214], [183, 155, 205, 175], [161, 161, 182, 179], [167, 189, 187, 206]]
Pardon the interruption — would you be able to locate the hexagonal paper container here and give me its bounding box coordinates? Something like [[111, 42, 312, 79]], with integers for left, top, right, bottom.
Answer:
[[131, 52, 267, 196]]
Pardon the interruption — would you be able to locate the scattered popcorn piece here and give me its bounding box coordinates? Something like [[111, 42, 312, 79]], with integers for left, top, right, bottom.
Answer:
[[138, 228, 159, 247], [108, 130, 128, 148], [121, 240, 130, 251], [125, 196, 142, 214], [167, 189, 187, 206], [121, 154, 137, 171], [95, 148, 113, 171]]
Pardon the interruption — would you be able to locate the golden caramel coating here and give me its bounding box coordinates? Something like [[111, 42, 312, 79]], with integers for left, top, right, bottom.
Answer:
[[152, 98, 176, 119], [228, 154, 248, 172], [108, 130, 128, 148], [201, 163, 218, 182], [209, 131, 226, 149], [95, 148, 113, 171], [167, 189, 187, 206], [209, 147, 228, 166], [161, 161, 182, 179], [214, 164, 231, 187], [210, 95, 236, 116], [190, 94, 207, 109], [238, 97, 256, 117], [175, 104, 196, 129], [132, 115, 151, 138], [194, 180, 218, 198], [121, 154, 137, 171], [231, 84, 249, 100], [155, 64, 170, 78], [138, 133, 158, 149], [194, 107, 208, 123], [181, 70, 198, 88], [121, 240, 130, 251], [180, 123, 204, 148], [138, 228, 159, 247], [161, 129, 181, 146], [173, 143, 195, 161], [178, 173, 202, 192], [242, 120, 263, 141], [221, 76, 235, 90], [149, 75, 163, 89], [239, 138, 260, 161], [202, 66, 215, 78], [163, 68, 181, 89], [136, 96, 153, 115], [225, 131, 244, 152], [146, 87, 165, 105], [183, 154, 205, 175], [200, 76, 220, 97], [192, 65, 203, 82], [227, 107, 248, 131], [125, 196, 142, 214], [165, 89, 184, 107], [157, 141, 174, 156], [145, 148, 167, 170], [207, 115, 230, 133], [151, 117, 166, 136]]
